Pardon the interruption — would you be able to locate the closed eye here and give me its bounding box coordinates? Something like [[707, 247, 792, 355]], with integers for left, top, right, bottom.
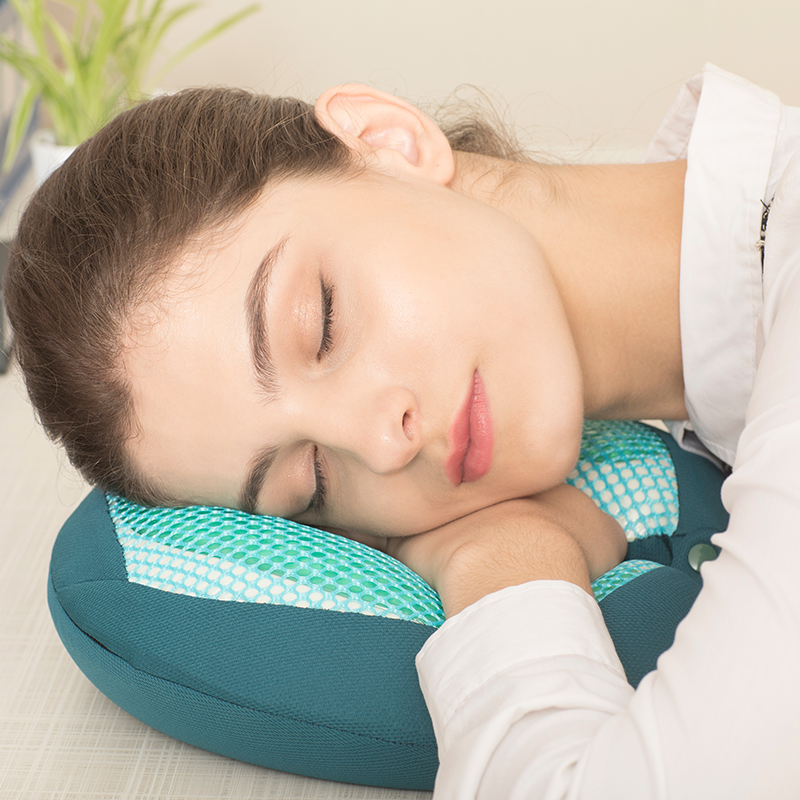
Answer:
[[308, 445, 328, 513], [318, 278, 334, 360]]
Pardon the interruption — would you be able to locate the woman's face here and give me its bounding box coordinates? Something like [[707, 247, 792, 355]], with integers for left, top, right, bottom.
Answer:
[[125, 169, 584, 537]]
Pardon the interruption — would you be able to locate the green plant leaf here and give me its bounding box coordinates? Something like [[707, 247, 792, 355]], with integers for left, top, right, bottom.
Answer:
[[0, 0, 262, 151], [43, 14, 83, 84], [86, 0, 131, 91], [0, 37, 69, 93], [7, 0, 47, 56]]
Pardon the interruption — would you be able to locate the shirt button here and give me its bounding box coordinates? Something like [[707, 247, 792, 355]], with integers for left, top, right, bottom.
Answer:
[[688, 543, 718, 572]]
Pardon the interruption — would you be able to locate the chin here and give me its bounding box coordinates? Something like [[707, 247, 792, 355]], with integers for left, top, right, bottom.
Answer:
[[521, 413, 584, 497]]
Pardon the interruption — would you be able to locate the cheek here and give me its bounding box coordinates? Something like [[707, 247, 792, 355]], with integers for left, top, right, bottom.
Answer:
[[333, 465, 511, 538], [332, 469, 451, 537], [367, 267, 466, 369]]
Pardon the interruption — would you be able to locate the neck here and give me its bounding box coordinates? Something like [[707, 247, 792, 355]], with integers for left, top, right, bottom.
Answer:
[[451, 152, 688, 422]]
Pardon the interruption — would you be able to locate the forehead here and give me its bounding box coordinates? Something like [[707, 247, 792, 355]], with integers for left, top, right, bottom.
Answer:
[[122, 197, 279, 506]]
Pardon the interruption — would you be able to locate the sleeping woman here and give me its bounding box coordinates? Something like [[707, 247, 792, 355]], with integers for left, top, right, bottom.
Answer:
[[6, 63, 800, 797]]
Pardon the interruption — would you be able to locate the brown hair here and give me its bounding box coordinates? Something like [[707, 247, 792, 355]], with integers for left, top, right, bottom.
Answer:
[[4, 86, 527, 505]]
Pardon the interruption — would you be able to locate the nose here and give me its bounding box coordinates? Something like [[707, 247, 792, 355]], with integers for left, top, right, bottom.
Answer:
[[316, 385, 422, 474]]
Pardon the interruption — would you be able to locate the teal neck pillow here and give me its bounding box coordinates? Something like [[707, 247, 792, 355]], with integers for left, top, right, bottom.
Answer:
[[48, 420, 729, 791]]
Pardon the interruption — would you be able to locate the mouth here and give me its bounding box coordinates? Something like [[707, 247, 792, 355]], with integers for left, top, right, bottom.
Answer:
[[445, 370, 494, 486]]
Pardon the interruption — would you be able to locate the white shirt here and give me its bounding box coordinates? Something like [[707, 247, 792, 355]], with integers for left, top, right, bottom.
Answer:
[[415, 65, 800, 799]]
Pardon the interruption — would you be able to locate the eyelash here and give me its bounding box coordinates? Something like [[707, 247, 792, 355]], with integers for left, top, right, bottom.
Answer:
[[317, 278, 334, 360], [308, 279, 334, 513], [309, 445, 328, 513]]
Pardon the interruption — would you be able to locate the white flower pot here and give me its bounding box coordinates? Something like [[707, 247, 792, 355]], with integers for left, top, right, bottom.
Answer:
[[30, 129, 76, 184]]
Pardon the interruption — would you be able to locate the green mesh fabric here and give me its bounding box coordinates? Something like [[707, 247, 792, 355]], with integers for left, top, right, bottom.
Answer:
[[109, 421, 678, 619], [566, 420, 679, 541], [590, 559, 661, 602], [109, 497, 446, 626]]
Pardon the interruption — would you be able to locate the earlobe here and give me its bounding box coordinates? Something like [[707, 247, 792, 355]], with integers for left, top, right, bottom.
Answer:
[[315, 84, 454, 186]]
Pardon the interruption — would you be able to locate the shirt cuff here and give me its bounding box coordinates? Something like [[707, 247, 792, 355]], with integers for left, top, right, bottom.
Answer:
[[416, 580, 626, 732]]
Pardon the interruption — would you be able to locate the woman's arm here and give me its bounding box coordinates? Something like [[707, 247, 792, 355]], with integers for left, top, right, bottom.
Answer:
[[401, 272, 800, 799], [385, 484, 626, 618]]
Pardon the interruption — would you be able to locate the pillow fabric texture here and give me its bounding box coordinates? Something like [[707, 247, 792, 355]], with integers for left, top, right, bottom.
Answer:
[[48, 421, 729, 790]]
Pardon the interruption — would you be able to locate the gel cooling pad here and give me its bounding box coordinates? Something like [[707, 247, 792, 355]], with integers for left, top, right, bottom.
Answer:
[[48, 421, 729, 790]]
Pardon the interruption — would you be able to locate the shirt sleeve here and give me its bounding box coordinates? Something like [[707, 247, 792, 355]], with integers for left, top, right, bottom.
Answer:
[[416, 275, 800, 800]]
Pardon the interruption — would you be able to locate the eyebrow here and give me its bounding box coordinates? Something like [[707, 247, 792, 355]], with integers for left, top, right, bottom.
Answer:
[[239, 236, 290, 514], [245, 235, 290, 398]]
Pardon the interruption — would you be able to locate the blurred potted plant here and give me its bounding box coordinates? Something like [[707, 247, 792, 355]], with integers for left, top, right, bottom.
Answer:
[[0, 0, 259, 180]]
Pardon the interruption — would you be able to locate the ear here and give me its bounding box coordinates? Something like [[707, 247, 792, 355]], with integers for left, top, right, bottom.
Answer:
[[315, 83, 454, 185]]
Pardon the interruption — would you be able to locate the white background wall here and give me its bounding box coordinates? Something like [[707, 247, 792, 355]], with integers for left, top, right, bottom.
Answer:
[[157, 0, 800, 160]]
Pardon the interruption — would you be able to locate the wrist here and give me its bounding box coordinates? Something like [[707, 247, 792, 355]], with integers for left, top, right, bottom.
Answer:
[[439, 529, 592, 618]]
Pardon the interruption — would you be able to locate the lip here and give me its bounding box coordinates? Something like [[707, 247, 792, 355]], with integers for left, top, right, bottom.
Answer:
[[445, 370, 494, 486]]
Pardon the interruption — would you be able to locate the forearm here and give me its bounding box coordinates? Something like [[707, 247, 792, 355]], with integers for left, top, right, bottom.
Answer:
[[437, 518, 592, 618], [417, 581, 640, 800], [387, 484, 626, 619]]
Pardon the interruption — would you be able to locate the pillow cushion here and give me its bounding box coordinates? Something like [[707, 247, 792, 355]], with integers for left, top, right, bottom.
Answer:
[[48, 421, 729, 791]]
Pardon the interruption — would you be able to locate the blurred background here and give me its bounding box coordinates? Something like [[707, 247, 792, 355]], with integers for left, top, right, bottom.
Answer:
[[155, 0, 800, 160]]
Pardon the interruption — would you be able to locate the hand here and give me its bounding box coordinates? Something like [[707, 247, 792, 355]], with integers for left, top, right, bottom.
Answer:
[[382, 485, 627, 618]]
